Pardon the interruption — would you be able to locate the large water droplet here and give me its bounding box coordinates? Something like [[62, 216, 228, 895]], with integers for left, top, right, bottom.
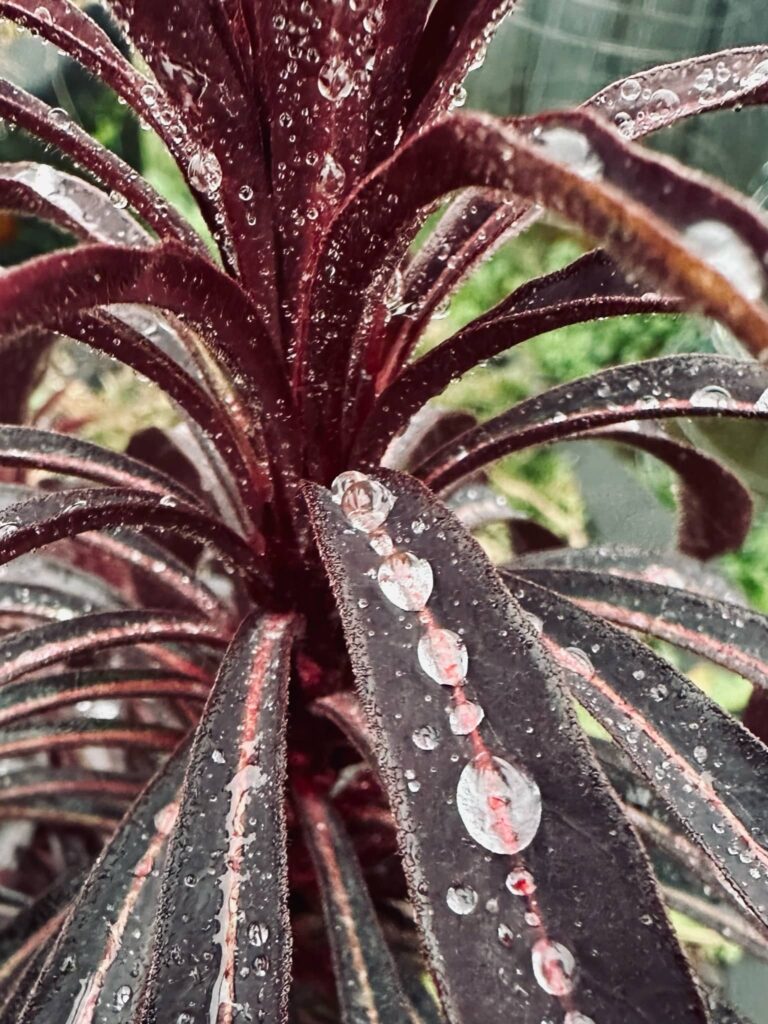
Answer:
[[446, 884, 478, 915], [317, 56, 353, 102], [187, 148, 222, 194], [741, 59, 768, 89], [341, 477, 396, 533], [412, 725, 440, 751], [682, 220, 763, 301], [331, 469, 366, 504], [533, 127, 603, 181], [418, 628, 468, 686], [319, 153, 346, 198], [690, 384, 733, 409], [456, 755, 542, 855], [378, 552, 433, 610], [564, 1013, 596, 1024], [114, 985, 132, 1010], [248, 922, 270, 946], [620, 78, 642, 102], [531, 938, 576, 996], [449, 700, 484, 735]]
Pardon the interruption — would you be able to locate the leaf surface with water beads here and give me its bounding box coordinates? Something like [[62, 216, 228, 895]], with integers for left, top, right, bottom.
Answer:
[[305, 470, 706, 1024], [138, 611, 297, 1024], [297, 789, 418, 1024], [505, 575, 768, 930], [507, 567, 768, 691], [16, 743, 189, 1024], [413, 354, 768, 493]]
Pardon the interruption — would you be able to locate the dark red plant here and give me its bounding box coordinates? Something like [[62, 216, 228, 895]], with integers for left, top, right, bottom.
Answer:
[[0, 3, 764, 1022]]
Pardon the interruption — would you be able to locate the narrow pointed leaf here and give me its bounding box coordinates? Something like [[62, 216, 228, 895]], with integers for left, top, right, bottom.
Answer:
[[414, 354, 768, 492], [0, 719, 182, 760], [305, 471, 705, 1024], [297, 789, 418, 1024], [360, 250, 681, 459], [506, 575, 768, 928], [139, 612, 296, 1023], [18, 743, 189, 1024], [509, 567, 768, 691], [0, 609, 227, 686]]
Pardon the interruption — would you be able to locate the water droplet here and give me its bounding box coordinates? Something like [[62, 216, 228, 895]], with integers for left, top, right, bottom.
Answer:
[[378, 551, 433, 610], [648, 87, 679, 112], [248, 922, 270, 946], [412, 724, 440, 751], [693, 745, 708, 764], [211, 749, 225, 764], [456, 755, 542, 855], [531, 938, 576, 996], [331, 469, 366, 504], [34, 5, 53, 24], [565, 647, 595, 676], [109, 189, 128, 209], [341, 477, 396, 532], [532, 127, 603, 181], [114, 985, 132, 1010], [650, 684, 668, 702], [368, 530, 394, 557], [317, 56, 353, 102], [741, 59, 768, 89], [690, 385, 733, 409], [448, 700, 484, 735], [319, 153, 346, 198], [238, 184, 254, 202], [446, 884, 477, 915], [565, 1013, 597, 1024], [682, 220, 763, 300], [187, 148, 223, 194], [48, 107, 71, 129], [418, 628, 467, 686], [140, 82, 158, 107], [620, 78, 642, 102], [497, 922, 515, 946], [505, 868, 536, 896], [0, 520, 20, 542], [754, 387, 768, 413]]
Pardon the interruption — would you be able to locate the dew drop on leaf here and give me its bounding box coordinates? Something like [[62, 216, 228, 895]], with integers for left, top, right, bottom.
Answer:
[[248, 922, 270, 946], [418, 627, 468, 686], [456, 755, 542, 855], [317, 56, 353, 102], [114, 985, 132, 1010], [620, 78, 642, 102], [319, 153, 346, 198], [412, 725, 440, 750], [682, 220, 763, 300], [564, 1013, 597, 1024], [741, 59, 768, 89], [689, 385, 733, 409], [187, 148, 223, 195], [378, 551, 433, 610], [340, 478, 396, 533], [330, 470, 367, 504], [532, 127, 603, 181], [449, 700, 484, 735], [505, 867, 536, 896], [446, 884, 478, 915], [531, 938, 577, 996]]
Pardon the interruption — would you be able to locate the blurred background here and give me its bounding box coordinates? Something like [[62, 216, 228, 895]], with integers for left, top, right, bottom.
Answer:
[[0, 0, 767, 1015]]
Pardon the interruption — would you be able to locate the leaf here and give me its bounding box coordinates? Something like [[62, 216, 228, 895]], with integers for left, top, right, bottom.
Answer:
[[138, 612, 296, 1023], [17, 743, 189, 1024], [358, 250, 682, 460], [445, 483, 564, 551], [0, 78, 199, 249], [305, 470, 706, 1024], [296, 789, 418, 1024], [0, 668, 207, 728], [505, 574, 768, 929], [0, 609, 227, 686], [0, 719, 182, 760], [412, 354, 768, 493], [507, 566, 768, 691], [0, 487, 271, 598], [0, 426, 204, 506], [0, 766, 141, 807], [589, 46, 768, 139], [568, 423, 753, 558]]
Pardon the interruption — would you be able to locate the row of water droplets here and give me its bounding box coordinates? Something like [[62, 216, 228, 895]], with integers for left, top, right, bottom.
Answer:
[[331, 471, 591, 1020]]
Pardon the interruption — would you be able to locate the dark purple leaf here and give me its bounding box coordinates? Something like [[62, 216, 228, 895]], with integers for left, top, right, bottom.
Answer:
[[0, 78, 199, 249], [0, 767, 141, 807], [17, 743, 189, 1024], [0, 579, 117, 623], [382, 407, 477, 474], [569, 423, 753, 558], [311, 690, 377, 766], [0, 719, 182, 760], [296, 789, 417, 1024], [505, 574, 768, 928], [508, 567, 768, 691], [0, 609, 226, 686], [0, 426, 204, 506], [305, 470, 705, 1023], [139, 612, 296, 1023], [0, 667, 207, 728], [0, 162, 150, 246], [359, 250, 681, 460], [514, 543, 742, 602], [589, 46, 768, 139], [413, 354, 768, 493], [0, 487, 270, 598]]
